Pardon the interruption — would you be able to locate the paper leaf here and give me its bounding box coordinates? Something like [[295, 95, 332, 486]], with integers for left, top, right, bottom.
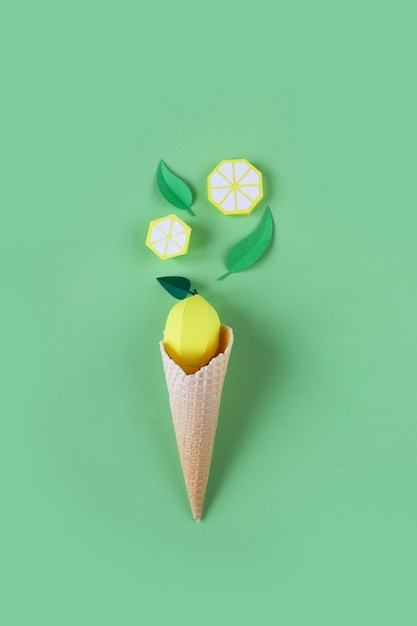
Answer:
[[157, 276, 197, 299], [157, 160, 195, 215], [217, 206, 274, 280]]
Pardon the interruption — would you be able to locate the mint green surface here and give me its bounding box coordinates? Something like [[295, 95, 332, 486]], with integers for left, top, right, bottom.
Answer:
[[219, 206, 274, 279], [2, 1, 417, 624]]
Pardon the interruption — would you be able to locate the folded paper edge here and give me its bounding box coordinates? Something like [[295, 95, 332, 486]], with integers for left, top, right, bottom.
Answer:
[[160, 324, 233, 380]]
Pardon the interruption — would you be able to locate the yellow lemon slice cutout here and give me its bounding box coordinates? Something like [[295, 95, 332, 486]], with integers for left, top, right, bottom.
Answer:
[[146, 214, 191, 260], [207, 159, 263, 215]]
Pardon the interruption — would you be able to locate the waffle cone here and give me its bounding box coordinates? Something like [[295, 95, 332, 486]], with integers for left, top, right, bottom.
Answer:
[[160, 325, 233, 521]]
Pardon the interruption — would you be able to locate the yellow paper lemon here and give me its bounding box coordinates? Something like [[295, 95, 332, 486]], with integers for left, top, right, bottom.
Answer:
[[163, 295, 220, 374], [146, 214, 191, 260], [207, 159, 263, 215]]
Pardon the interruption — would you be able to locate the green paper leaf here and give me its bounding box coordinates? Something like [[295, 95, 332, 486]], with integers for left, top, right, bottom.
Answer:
[[157, 160, 195, 215], [217, 206, 274, 280], [157, 276, 197, 299]]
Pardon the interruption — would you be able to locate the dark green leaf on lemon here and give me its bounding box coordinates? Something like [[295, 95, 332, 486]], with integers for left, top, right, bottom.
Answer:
[[157, 276, 197, 299]]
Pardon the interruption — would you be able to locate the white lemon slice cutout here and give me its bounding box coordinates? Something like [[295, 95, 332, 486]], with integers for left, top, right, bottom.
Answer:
[[207, 159, 263, 215], [146, 214, 191, 260]]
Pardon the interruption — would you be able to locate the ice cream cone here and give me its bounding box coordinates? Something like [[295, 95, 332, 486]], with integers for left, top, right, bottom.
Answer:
[[160, 324, 233, 521]]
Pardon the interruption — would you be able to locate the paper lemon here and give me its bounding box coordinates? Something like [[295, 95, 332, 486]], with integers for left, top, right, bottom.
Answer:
[[146, 214, 191, 260], [207, 159, 263, 215], [163, 294, 220, 374]]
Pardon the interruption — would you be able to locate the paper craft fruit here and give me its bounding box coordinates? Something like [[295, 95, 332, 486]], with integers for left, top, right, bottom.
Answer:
[[164, 295, 221, 375], [160, 288, 234, 521], [207, 159, 263, 215], [146, 214, 191, 260]]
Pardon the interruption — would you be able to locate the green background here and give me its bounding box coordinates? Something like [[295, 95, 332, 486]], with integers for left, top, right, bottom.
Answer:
[[2, 0, 417, 624]]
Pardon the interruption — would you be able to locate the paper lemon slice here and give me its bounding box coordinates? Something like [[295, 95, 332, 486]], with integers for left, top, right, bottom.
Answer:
[[146, 214, 191, 260], [207, 159, 263, 215]]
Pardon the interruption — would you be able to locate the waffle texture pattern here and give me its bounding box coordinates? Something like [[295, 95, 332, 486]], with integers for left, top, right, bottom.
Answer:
[[160, 325, 234, 520]]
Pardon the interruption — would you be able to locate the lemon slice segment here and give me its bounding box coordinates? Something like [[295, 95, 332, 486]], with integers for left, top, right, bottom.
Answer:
[[146, 214, 191, 260], [207, 159, 263, 215]]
